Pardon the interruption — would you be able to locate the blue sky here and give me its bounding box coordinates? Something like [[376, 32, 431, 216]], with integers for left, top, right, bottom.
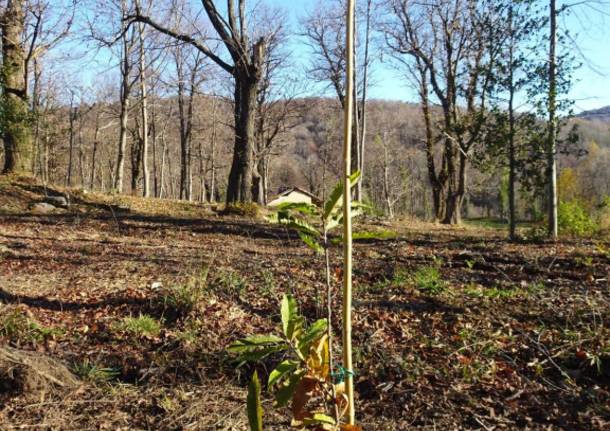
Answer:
[[268, 0, 610, 112], [67, 0, 610, 112]]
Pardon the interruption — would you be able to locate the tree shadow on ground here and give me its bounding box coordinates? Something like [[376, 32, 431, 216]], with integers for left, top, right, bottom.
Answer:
[[356, 296, 464, 315], [0, 287, 161, 316], [0, 212, 299, 242]]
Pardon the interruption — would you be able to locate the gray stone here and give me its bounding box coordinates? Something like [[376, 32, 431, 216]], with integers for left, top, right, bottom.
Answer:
[[45, 196, 69, 208], [30, 203, 57, 214]]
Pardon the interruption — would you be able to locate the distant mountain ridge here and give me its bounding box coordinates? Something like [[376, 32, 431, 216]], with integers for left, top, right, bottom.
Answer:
[[577, 106, 610, 122]]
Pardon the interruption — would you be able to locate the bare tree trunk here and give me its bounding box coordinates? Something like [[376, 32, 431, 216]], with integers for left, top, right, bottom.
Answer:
[[262, 156, 269, 205], [419, 63, 446, 221], [43, 133, 49, 184], [226, 71, 257, 203], [547, 0, 558, 238], [115, 94, 129, 193], [153, 102, 171, 198], [209, 98, 217, 203], [357, 0, 372, 202], [159, 132, 167, 199], [198, 138, 207, 203], [137, 16, 150, 198], [108, 159, 115, 191], [382, 134, 394, 219], [31, 59, 42, 176], [114, 1, 133, 193], [168, 145, 176, 199], [151, 100, 158, 197], [252, 162, 264, 205], [1, 0, 32, 174], [177, 66, 187, 199], [66, 101, 76, 186], [90, 111, 101, 190], [78, 123, 85, 187], [175, 48, 196, 201], [130, 120, 143, 194], [77, 115, 85, 185], [443, 149, 466, 225]]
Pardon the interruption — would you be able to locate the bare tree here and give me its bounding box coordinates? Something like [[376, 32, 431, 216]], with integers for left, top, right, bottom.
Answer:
[[302, 0, 375, 201], [172, 45, 205, 201], [114, 0, 138, 193], [135, 0, 150, 197], [252, 19, 302, 204], [87, 0, 141, 192], [386, 0, 504, 224], [130, 0, 286, 204]]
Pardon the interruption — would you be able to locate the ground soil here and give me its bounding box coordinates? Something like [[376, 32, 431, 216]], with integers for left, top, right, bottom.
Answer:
[[0, 178, 608, 430]]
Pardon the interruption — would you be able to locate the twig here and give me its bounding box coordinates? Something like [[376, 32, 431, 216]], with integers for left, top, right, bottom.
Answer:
[[474, 415, 494, 431], [505, 389, 524, 402]]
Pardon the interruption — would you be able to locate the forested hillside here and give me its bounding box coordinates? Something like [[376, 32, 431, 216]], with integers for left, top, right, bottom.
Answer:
[[578, 105, 610, 122], [17, 94, 610, 222]]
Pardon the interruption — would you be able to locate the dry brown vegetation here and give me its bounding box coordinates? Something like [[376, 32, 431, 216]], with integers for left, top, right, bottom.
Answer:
[[0, 178, 608, 430]]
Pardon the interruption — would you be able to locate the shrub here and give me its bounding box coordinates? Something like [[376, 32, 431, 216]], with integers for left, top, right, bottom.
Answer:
[[524, 224, 548, 242], [223, 202, 260, 218], [558, 199, 598, 237]]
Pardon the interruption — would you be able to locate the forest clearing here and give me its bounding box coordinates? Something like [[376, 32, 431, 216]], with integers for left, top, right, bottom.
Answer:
[[1, 0, 610, 429], [0, 178, 608, 430]]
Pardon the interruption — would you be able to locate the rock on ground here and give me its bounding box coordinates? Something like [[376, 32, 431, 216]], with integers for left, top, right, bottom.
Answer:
[[29, 202, 57, 214]]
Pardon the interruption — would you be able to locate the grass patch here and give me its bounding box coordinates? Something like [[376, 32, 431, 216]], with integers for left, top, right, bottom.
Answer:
[[464, 218, 507, 229], [412, 266, 446, 295], [112, 314, 162, 338], [209, 269, 247, 297], [159, 267, 209, 317], [260, 269, 277, 296], [359, 267, 410, 293], [0, 308, 62, 344], [353, 230, 398, 241], [464, 281, 545, 299], [361, 265, 446, 295], [72, 360, 120, 383]]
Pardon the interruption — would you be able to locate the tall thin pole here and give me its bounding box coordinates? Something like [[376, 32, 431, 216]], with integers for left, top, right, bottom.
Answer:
[[137, 7, 150, 198], [342, 0, 356, 425]]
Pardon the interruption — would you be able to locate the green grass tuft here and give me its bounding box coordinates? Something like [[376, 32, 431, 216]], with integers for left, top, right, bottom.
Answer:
[[72, 360, 120, 383], [112, 314, 162, 337], [0, 308, 62, 343], [412, 266, 446, 295]]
